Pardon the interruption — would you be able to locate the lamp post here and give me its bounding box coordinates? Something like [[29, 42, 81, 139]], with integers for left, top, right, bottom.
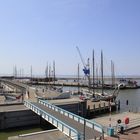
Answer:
[[83, 118, 86, 140], [109, 100, 112, 127]]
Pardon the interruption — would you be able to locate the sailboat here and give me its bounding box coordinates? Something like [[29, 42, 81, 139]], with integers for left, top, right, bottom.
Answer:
[[35, 61, 71, 100], [77, 49, 121, 102]]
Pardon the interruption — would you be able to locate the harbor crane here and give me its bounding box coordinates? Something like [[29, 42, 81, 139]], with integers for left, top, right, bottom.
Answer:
[[76, 46, 90, 76], [76, 46, 91, 89]]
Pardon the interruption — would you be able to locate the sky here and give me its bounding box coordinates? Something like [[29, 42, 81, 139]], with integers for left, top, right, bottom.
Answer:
[[0, 0, 140, 77]]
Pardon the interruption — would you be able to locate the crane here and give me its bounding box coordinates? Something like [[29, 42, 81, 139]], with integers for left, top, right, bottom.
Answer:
[[76, 46, 90, 76]]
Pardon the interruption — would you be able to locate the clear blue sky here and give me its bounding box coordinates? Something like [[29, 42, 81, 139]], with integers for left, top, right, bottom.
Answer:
[[0, 0, 140, 76]]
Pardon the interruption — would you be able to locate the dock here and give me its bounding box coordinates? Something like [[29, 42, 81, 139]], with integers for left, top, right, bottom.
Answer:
[[29, 80, 140, 89], [86, 100, 117, 118], [93, 112, 140, 135]]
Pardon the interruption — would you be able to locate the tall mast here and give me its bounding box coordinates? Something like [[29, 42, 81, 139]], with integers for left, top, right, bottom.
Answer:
[[101, 51, 104, 95], [30, 65, 32, 84], [45, 62, 48, 78], [87, 58, 91, 91], [96, 64, 98, 87], [22, 68, 24, 78], [53, 61, 55, 86], [13, 66, 15, 78], [15, 65, 17, 78], [78, 63, 80, 93], [48, 64, 51, 87], [92, 49, 95, 97], [111, 60, 115, 87]]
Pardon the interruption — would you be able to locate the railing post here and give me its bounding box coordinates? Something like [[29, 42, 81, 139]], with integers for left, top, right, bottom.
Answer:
[[57, 120, 58, 127], [104, 102, 105, 108], [93, 123, 94, 129], [69, 129, 71, 138], [102, 129, 104, 140], [62, 124, 64, 132]]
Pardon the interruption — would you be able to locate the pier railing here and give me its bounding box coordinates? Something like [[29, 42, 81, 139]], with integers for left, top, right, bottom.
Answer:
[[39, 99, 104, 135], [24, 100, 83, 140]]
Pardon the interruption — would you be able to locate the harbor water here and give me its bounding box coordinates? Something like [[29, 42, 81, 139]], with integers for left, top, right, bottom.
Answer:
[[117, 89, 140, 112], [63, 85, 140, 113]]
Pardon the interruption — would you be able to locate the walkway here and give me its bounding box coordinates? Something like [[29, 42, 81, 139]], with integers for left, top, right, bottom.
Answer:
[[31, 102, 102, 140]]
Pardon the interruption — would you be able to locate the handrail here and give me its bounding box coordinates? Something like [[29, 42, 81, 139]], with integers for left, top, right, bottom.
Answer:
[[39, 99, 103, 133], [24, 100, 83, 140]]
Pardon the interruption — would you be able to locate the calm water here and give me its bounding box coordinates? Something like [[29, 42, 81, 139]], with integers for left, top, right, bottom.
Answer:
[[117, 88, 140, 112], [63, 85, 140, 113]]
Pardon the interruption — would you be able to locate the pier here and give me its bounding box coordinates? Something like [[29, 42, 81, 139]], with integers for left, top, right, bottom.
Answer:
[[86, 100, 117, 118]]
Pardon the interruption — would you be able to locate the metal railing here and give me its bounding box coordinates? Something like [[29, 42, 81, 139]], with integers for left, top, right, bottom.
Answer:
[[24, 100, 83, 140], [39, 99, 104, 134]]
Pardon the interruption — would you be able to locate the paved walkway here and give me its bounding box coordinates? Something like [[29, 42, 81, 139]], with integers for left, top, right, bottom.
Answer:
[[105, 126, 140, 140], [93, 112, 140, 128]]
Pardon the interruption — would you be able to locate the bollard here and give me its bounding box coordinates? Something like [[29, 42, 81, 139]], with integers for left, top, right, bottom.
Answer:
[[118, 100, 120, 111], [87, 105, 90, 117], [93, 104, 95, 110], [104, 102, 106, 112], [126, 100, 129, 105], [99, 103, 101, 113]]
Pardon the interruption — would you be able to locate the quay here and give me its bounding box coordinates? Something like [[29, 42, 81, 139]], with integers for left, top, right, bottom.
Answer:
[[30, 80, 140, 90], [94, 111, 140, 138], [0, 103, 40, 130], [86, 100, 117, 118], [94, 112, 140, 130]]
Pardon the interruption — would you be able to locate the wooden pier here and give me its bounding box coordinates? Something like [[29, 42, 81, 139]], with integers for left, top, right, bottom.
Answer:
[[86, 100, 117, 118]]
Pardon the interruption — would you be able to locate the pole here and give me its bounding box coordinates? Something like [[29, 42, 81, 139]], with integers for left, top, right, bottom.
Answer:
[[45, 62, 48, 78], [101, 51, 104, 95], [48, 64, 51, 88], [109, 100, 112, 127], [92, 49, 95, 97], [30, 65, 32, 84], [87, 58, 91, 92], [96, 64, 98, 87], [111, 60, 115, 88], [53, 61, 55, 86], [83, 118, 86, 140], [78, 63, 80, 94]]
